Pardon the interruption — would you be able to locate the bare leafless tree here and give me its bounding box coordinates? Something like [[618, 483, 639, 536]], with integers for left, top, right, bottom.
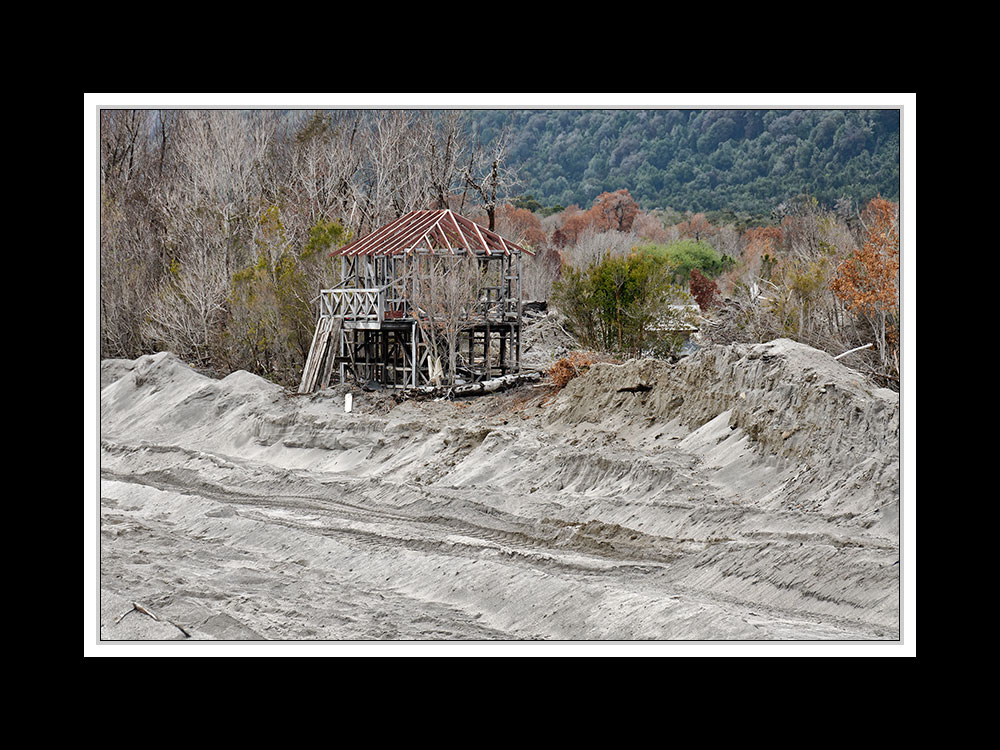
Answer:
[[425, 111, 466, 210], [405, 253, 481, 386], [143, 245, 229, 365], [562, 228, 640, 268], [100, 110, 161, 358], [461, 126, 517, 231]]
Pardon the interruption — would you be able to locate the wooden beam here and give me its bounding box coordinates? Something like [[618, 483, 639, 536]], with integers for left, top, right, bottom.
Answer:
[[339, 211, 417, 256]]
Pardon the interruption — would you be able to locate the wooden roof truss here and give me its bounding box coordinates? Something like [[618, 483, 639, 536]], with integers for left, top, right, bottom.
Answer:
[[331, 209, 531, 258]]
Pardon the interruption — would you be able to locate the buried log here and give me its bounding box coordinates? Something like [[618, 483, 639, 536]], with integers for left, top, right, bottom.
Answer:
[[405, 371, 541, 399], [617, 382, 653, 393], [453, 371, 542, 395]]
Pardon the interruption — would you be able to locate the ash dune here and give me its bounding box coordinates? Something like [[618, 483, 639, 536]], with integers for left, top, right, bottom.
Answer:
[[98, 338, 899, 641]]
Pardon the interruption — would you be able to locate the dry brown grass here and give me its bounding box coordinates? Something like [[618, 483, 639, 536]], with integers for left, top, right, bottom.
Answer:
[[547, 351, 618, 389]]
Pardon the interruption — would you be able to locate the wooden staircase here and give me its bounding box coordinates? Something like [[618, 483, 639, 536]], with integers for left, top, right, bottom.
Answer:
[[297, 316, 343, 394]]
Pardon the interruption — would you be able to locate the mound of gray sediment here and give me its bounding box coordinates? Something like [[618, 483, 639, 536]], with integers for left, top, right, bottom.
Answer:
[[97, 339, 900, 642], [520, 310, 578, 369], [544, 338, 899, 522]]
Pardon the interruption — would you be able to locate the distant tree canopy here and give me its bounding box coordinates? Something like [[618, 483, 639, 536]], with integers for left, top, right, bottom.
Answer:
[[465, 109, 899, 215], [552, 188, 641, 247], [637, 239, 736, 285]]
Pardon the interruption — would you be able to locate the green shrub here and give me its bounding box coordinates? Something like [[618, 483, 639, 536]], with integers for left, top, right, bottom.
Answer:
[[552, 250, 693, 358], [637, 239, 735, 284], [224, 213, 346, 383]]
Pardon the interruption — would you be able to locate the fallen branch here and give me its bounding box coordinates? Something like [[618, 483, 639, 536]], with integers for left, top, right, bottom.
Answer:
[[115, 601, 160, 624], [834, 342, 873, 360], [115, 602, 160, 625], [133, 602, 159, 620], [114, 602, 192, 638]]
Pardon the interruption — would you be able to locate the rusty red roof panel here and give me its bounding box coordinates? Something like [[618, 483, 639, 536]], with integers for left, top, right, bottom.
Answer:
[[331, 209, 533, 257]]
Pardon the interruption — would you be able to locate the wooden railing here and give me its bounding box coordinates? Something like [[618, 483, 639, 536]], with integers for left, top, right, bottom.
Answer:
[[319, 283, 517, 324], [320, 287, 385, 323]]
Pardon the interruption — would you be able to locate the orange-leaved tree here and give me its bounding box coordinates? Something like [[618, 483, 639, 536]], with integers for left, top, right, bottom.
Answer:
[[677, 212, 716, 242], [495, 203, 546, 250], [588, 189, 640, 233], [829, 196, 900, 377], [551, 190, 641, 247]]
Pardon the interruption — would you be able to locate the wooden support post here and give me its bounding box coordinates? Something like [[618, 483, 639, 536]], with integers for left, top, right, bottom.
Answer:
[[468, 328, 475, 381], [498, 324, 506, 375], [339, 326, 345, 384], [411, 322, 417, 387], [514, 321, 521, 374], [483, 320, 493, 380]]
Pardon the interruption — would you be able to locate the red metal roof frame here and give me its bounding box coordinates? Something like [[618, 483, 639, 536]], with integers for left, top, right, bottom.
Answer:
[[331, 209, 534, 257]]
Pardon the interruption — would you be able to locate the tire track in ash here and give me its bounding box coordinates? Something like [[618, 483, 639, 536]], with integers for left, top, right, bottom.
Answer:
[[102, 458, 686, 579], [101, 439, 896, 639]]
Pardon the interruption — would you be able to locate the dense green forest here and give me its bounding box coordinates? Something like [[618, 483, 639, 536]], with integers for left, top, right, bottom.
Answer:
[[466, 109, 899, 217]]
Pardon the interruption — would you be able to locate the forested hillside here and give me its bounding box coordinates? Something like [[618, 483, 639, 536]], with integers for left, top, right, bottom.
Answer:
[[467, 109, 899, 217]]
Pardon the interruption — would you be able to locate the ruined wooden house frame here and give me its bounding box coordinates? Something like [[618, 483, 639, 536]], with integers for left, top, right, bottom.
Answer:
[[299, 209, 533, 393]]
